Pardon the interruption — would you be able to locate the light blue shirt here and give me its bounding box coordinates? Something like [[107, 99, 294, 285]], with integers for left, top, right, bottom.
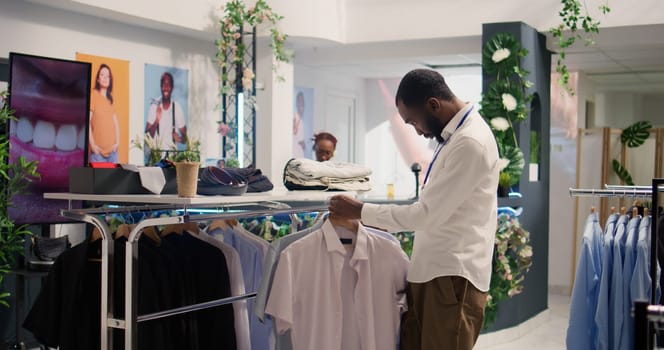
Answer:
[[566, 213, 603, 350], [621, 216, 649, 350], [211, 227, 273, 350], [596, 214, 627, 350], [610, 214, 634, 350], [631, 215, 661, 305]]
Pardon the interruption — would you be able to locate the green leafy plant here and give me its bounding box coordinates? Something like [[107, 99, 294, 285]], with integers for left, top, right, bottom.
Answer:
[[530, 131, 540, 164], [480, 33, 533, 187], [500, 145, 525, 187], [215, 0, 292, 111], [131, 133, 164, 166], [169, 137, 201, 163], [611, 120, 652, 185], [498, 172, 512, 189], [0, 91, 40, 307], [484, 213, 533, 329], [551, 0, 610, 95], [621, 120, 652, 148], [225, 157, 240, 168], [612, 159, 634, 186]]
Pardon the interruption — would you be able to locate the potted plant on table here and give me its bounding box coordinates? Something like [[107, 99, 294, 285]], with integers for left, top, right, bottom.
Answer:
[[0, 91, 39, 307], [169, 137, 201, 198]]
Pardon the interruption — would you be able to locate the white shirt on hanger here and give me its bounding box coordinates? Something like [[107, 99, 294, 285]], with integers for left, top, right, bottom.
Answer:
[[265, 220, 408, 350]]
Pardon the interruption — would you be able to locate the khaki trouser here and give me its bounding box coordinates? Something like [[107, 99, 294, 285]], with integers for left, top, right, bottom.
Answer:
[[400, 275, 488, 350]]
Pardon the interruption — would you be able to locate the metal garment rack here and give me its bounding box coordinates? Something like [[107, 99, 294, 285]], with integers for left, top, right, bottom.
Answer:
[[44, 192, 338, 350], [569, 179, 664, 350]]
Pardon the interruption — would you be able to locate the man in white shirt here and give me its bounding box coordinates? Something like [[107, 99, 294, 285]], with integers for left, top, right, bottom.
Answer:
[[146, 72, 187, 149], [329, 69, 500, 350]]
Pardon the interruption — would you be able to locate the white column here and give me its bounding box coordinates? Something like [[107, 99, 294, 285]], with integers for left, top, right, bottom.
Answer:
[[255, 41, 294, 190]]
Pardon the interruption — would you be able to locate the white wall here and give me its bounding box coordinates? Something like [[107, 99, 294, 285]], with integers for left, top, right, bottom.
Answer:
[[293, 65, 366, 164], [593, 91, 664, 128], [1, 0, 223, 164]]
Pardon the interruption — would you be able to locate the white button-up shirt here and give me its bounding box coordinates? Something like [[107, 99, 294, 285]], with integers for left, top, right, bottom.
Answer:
[[362, 103, 499, 291], [265, 221, 409, 350]]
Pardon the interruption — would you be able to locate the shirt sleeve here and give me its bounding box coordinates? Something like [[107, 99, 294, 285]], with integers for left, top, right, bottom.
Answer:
[[147, 104, 157, 124], [265, 250, 295, 334], [362, 137, 496, 233], [174, 102, 186, 129]]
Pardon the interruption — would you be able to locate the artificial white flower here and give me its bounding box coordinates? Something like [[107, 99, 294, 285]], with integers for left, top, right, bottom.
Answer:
[[241, 68, 255, 91], [502, 93, 517, 111], [492, 48, 511, 63], [490, 117, 510, 131], [497, 158, 510, 172]]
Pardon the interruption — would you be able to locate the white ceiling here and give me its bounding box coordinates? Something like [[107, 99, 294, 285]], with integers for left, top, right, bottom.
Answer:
[[295, 23, 664, 93]]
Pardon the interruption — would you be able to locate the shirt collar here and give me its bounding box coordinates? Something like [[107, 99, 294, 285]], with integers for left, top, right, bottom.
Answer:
[[321, 220, 369, 261], [440, 102, 472, 141]]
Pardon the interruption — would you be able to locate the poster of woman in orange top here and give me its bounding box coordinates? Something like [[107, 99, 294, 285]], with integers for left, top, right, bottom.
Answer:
[[76, 53, 130, 164]]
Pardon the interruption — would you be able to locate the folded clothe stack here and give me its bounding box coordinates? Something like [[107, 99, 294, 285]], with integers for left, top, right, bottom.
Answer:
[[283, 158, 372, 191], [223, 167, 274, 193], [197, 166, 248, 196]]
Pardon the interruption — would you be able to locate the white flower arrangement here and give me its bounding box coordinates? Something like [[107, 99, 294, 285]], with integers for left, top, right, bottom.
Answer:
[[501, 93, 518, 112], [490, 117, 510, 131], [484, 213, 533, 328], [492, 48, 511, 63]]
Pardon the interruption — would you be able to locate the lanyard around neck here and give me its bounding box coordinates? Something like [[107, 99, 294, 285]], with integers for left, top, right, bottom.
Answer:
[[422, 106, 473, 187]]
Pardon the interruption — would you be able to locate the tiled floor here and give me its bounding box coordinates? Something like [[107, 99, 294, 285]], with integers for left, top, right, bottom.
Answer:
[[29, 294, 572, 350], [476, 293, 570, 350]]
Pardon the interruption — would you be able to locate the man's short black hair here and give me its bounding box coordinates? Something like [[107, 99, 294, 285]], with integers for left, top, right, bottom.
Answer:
[[395, 69, 455, 107]]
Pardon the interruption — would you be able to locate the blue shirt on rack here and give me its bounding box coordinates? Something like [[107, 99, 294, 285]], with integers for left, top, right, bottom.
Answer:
[[620, 216, 650, 350], [211, 226, 273, 350], [596, 214, 627, 350], [610, 214, 634, 350], [566, 212, 603, 350], [631, 215, 661, 305]]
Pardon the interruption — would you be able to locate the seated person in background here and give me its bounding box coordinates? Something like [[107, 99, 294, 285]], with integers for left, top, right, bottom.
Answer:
[[312, 132, 337, 162], [217, 159, 225, 168]]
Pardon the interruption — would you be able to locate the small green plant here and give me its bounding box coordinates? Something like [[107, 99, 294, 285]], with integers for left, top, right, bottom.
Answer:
[[131, 133, 164, 166], [225, 157, 240, 168], [0, 91, 40, 307], [530, 131, 540, 164], [170, 137, 201, 163], [499, 172, 512, 188]]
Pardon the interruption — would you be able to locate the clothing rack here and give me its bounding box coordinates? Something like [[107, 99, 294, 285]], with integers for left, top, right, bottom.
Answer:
[[43, 191, 342, 350], [569, 179, 664, 350]]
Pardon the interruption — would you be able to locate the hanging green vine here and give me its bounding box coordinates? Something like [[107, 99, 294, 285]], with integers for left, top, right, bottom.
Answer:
[[551, 0, 610, 95]]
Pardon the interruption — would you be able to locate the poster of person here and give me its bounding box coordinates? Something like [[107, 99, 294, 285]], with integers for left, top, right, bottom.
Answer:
[[144, 63, 189, 162], [76, 52, 130, 164], [293, 86, 314, 159]]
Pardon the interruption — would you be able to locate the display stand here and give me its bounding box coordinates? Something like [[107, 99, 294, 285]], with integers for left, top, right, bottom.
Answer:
[[44, 191, 345, 350]]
